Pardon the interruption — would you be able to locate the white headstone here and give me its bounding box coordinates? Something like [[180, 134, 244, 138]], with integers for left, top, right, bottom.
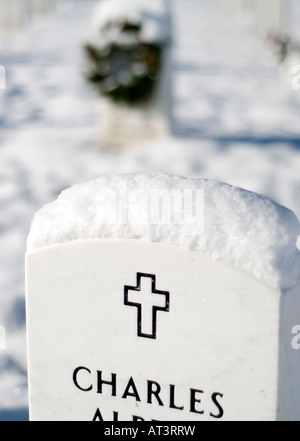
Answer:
[[286, 0, 300, 41], [26, 174, 300, 421], [29, 0, 51, 17], [0, 0, 29, 31], [0, 0, 58, 34], [85, 0, 172, 148]]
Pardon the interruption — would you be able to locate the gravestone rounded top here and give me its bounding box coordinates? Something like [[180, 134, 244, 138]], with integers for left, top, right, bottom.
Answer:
[[27, 174, 300, 290], [87, 0, 170, 47]]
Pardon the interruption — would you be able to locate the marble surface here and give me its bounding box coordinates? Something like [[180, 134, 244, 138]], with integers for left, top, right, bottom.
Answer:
[[26, 238, 300, 421]]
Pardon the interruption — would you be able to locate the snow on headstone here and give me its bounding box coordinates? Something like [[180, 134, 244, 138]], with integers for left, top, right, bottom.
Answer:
[[26, 174, 300, 421], [84, 0, 172, 148]]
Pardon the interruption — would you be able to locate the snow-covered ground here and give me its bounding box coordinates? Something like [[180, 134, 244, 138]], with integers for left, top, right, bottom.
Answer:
[[0, 0, 300, 420]]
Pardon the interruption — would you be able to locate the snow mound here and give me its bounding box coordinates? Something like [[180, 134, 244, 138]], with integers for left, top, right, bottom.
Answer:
[[27, 174, 300, 290], [87, 0, 170, 46]]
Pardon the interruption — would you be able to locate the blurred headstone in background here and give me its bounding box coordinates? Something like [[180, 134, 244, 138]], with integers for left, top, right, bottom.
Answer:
[[29, 0, 57, 18], [206, 1, 300, 92], [83, 0, 172, 149], [0, 0, 30, 32], [278, 0, 300, 86], [210, 0, 286, 34], [0, 0, 60, 34], [286, 0, 300, 40]]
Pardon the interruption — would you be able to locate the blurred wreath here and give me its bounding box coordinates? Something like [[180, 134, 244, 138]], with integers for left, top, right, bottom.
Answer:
[[84, 20, 163, 105]]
